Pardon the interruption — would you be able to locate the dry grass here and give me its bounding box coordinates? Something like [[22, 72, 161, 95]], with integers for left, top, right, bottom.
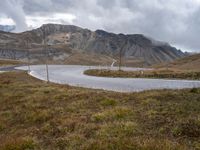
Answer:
[[84, 69, 200, 80], [0, 71, 200, 149], [62, 52, 113, 66], [154, 53, 200, 72], [0, 59, 23, 66]]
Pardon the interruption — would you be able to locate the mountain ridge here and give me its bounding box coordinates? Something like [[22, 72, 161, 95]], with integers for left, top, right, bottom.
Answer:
[[0, 24, 186, 66]]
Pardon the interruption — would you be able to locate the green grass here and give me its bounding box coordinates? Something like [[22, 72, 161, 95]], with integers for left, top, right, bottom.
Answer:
[[0, 71, 200, 149], [84, 69, 200, 80]]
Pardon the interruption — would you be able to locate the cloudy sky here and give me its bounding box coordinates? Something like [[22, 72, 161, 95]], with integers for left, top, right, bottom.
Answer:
[[0, 0, 200, 52]]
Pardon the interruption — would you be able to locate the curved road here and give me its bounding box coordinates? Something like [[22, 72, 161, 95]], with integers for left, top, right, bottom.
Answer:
[[16, 65, 200, 92]]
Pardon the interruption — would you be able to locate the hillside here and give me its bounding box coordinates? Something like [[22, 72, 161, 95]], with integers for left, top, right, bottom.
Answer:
[[157, 53, 200, 71], [0, 59, 23, 66], [0, 24, 186, 66]]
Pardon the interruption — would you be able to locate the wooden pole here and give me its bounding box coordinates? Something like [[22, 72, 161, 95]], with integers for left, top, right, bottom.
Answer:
[[26, 39, 31, 73], [43, 28, 49, 83], [119, 41, 126, 71], [119, 48, 122, 71]]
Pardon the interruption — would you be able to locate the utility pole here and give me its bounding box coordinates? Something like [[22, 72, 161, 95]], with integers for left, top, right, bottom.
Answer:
[[26, 39, 31, 73], [119, 41, 126, 71], [43, 28, 49, 83], [119, 48, 122, 71]]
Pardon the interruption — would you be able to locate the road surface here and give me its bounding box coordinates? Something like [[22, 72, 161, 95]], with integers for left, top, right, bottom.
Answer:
[[15, 65, 200, 92]]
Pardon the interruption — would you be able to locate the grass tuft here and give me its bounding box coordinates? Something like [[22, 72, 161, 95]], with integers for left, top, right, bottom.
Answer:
[[92, 107, 133, 122], [100, 98, 117, 107], [190, 88, 200, 93], [98, 121, 139, 138]]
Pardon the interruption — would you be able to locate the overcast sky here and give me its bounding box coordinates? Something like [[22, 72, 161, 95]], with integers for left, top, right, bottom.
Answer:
[[0, 0, 200, 52]]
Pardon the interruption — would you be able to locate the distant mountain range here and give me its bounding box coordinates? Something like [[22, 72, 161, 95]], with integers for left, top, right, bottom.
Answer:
[[0, 25, 15, 32], [0, 24, 186, 66]]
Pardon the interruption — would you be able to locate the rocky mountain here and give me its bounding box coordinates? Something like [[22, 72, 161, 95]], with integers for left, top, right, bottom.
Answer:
[[0, 24, 186, 66], [0, 25, 15, 32]]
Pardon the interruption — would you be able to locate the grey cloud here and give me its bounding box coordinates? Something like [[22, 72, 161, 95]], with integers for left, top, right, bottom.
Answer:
[[23, 0, 74, 15], [1, 0, 200, 52], [0, 0, 27, 32], [97, 0, 117, 9]]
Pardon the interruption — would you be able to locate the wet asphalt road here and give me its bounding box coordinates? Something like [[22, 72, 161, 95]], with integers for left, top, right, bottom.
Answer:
[[15, 65, 200, 92]]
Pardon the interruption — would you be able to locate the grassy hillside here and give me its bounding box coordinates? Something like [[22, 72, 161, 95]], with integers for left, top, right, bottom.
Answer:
[[84, 54, 200, 79], [0, 51, 144, 67], [56, 52, 114, 66], [155, 53, 200, 71], [0, 71, 200, 150], [0, 59, 23, 66]]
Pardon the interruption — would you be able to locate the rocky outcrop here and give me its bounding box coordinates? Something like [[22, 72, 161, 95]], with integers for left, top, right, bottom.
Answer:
[[0, 47, 69, 63], [0, 49, 28, 59]]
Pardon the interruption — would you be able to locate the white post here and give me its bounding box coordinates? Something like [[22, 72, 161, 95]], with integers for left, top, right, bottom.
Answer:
[[111, 59, 117, 70]]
